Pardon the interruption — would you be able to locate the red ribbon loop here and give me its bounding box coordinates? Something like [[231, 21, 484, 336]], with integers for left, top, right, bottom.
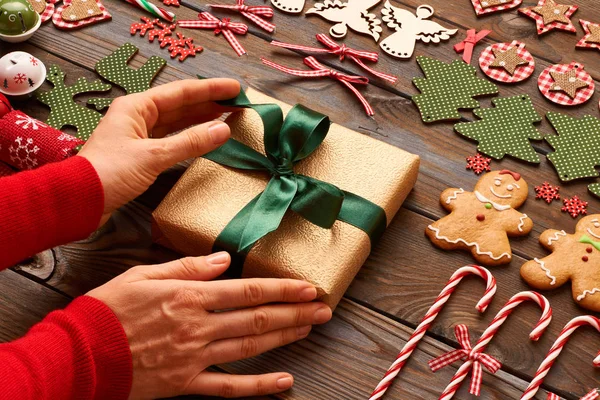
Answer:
[[261, 56, 374, 117], [454, 29, 491, 65], [429, 325, 501, 396], [178, 12, 248, 56], [209, 0, 275, 33]]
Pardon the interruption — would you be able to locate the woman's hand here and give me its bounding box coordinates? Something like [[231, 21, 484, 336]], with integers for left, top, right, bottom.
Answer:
[[78, 78, 240, 227], [88, 252, 332, 399]]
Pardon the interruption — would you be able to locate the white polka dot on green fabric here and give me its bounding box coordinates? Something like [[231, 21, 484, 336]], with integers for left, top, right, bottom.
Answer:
[[412, 56, 498, 123], [36, 65, 112, 142], [546, 112, 600, 182], [454, 95, 543, 163], [588, 183, 600, 198]]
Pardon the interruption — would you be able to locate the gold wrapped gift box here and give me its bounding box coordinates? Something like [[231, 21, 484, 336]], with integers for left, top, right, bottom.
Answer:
[[152, 89, 420, 308]]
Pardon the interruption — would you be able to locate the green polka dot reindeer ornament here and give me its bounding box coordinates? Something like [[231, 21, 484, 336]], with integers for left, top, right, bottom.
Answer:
[[37, 65, 111, 142]]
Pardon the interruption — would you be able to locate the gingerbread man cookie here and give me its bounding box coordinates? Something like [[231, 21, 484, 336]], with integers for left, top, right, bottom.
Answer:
[[521, 214, 600, 312], [426, 170, 533, 266]]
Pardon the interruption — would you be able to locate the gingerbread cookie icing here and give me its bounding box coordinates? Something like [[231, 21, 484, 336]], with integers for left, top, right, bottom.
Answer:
[[521, 215, 600, 311], [426, 170, 533, 266]]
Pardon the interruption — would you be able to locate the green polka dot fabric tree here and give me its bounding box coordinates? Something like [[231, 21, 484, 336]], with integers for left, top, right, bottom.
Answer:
[[546, 112, 600, 182], [412, 56, 498, 123], [454, 95, 543, 163], [588, 183, 600, 198], [88, 43, 166, 110], [37, 65, 112, 142]]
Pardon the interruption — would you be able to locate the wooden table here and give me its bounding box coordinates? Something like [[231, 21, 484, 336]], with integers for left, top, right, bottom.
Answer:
[[3, 0, 600, 398]]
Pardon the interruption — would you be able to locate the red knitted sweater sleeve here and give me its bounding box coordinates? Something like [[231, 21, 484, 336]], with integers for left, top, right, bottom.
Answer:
[[0, 156, 133, 399]]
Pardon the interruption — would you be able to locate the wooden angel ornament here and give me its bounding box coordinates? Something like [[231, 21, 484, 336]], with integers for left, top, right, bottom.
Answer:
[[380, 2, 457, 59], [306, 0, 382, 41]]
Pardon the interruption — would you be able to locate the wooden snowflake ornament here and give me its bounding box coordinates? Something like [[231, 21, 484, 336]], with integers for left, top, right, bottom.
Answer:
[[306, 0, 382, 42], [577, 20, 600, 52], [535, 182, 560, 204], [471, 0, 522, 16], [519, 0, 578, 35], [562, 196, 588, 218], [466, 153, 491, 175], [380, 3, 457, 59]]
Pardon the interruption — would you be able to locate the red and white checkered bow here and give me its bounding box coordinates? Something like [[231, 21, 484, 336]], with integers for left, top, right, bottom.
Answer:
[[270, 34, 397, 83], [261, 56, 374, 117], [209, 0, 275, 33], [454, 29, 491, 65], [178, 12, 248, 56], [548, 390, 599, 400], [429, 324, 502, 396]]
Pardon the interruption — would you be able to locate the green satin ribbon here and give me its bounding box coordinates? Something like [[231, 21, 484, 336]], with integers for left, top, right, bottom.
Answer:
[[202, 87, 387, 277], [579, 235, 600, 252]]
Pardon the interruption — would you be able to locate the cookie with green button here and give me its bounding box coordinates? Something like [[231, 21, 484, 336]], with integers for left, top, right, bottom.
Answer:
[[521, 214, 600, 312], [426, 170, 533, 266]]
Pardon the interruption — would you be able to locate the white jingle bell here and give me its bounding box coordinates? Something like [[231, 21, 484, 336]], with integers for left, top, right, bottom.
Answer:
[[0, 51, 46, 98]]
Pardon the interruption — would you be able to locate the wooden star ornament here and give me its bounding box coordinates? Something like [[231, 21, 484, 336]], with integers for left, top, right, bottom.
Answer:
[[519, 0, 578, 35], [549, 70, 589, 98], [489, 46, 528, 75], [577, 20, 600, 51]]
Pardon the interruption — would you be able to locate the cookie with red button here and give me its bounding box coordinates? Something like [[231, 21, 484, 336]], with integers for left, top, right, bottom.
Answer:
[[521, 214, 600, 311], [426, 170, 533, 266]]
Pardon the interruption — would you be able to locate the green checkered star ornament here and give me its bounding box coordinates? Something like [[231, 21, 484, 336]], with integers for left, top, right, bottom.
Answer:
[[37, 65, 111, 142], [546, 112, 600, 182], [412, 56, 498, 123], [88, 43, 166, 110], [454, 95, 543, 163]]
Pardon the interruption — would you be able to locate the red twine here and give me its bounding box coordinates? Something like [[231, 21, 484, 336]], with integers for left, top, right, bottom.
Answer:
[[271, 34, 397, 83], [209, 0, 275, 33], [178, 12, 248, 56], [261, 56, 374, 116], [429, 324, 501, 396], [454, 29, 491, 64]]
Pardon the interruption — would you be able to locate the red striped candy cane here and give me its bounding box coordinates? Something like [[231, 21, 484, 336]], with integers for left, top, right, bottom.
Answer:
[[439, 291, 552, 400], [522, 316, 600, 400], [368, 265, 497, 400], [548, 389, 599, 400]]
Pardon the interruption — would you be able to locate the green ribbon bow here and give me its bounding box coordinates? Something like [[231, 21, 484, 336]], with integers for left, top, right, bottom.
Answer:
[[579, 235, 600, 252], [203, 87, 387, 277]]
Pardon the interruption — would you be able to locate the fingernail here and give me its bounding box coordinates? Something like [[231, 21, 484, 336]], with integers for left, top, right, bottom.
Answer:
[[299, 287, 317, 301], [313, 306, 332, 324], [208, 122, 230, 144], [276, 376, 293, 390], [297, 325, 311, 337], [205, 251, 229, 266]]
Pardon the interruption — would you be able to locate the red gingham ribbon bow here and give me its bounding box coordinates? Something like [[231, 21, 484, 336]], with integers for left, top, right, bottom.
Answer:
[[454, 29, 491, 65], [178, 12, 248, 56], [261, 56, 374, 117], [548, 390, 599, 400], [429, 324, 502, 396], [209, 0, 275, 33], [270, 34, 397, 83]]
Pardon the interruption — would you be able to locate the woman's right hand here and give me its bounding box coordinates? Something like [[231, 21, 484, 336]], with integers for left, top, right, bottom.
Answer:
[[87, 251, 332, 399]]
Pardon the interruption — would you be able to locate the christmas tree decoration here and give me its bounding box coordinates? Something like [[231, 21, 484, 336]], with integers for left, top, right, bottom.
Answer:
[[466, 153, 491, 175], [577, 20, 600, 51], [455, 95, 543, 163], [306, 0, 382, 42], [261, 56, 374, 116], [380, 3, 457, 59], [535, 182, 560, 204], [479, 41, 535, 83], [538, 62, 594, 106], [122, 0, 175, 22], [0, 52, 46, 97], [589, 184, 600, 199], [52, 0, 111, 29], [169, 40, 203, 61], [270, 0, 304, 14], [562, 196, 588, 218], [0, 0, 41, 42], [130, 16, 159, 36], [519, 0, 577, 35], [271, 34, 397, 83], [209, 0, 275, 33], [454, 29, 491, 65], [412, 56, 498, 123], [87, 43, 166, 110], [37, 65, 111, 141], [178, 12, 248, 56], [545, 112, 600, 182], [471, 0, 522, 16]]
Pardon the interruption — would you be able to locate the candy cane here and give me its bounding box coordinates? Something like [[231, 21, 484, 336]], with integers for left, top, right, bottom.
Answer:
[[522, 316, 600, 400], [122, 0, 176, 22], [548, 389, 599, 400], [439, 291, 552, 400], [369, 265, 497, 400]]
